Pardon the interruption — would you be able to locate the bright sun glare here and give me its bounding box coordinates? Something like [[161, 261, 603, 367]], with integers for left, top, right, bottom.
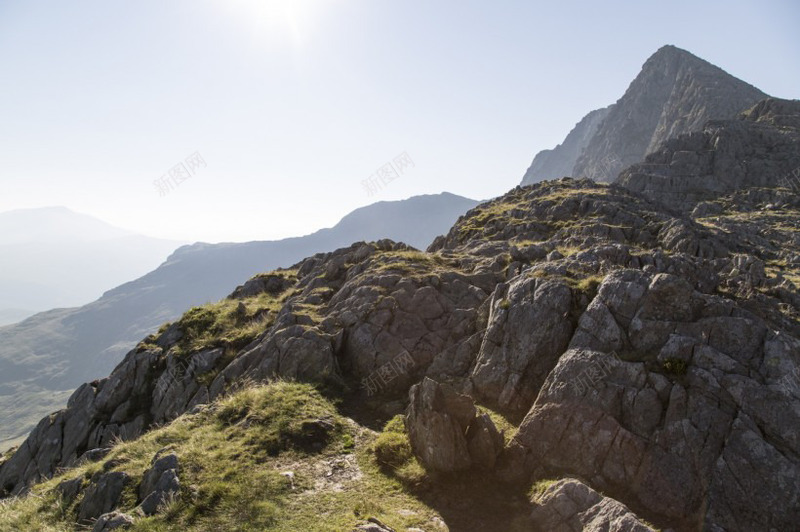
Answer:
[[231, 0, 319, 44]]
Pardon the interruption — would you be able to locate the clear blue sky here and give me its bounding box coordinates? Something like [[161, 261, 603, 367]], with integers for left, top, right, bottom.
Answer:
[[1, 0, 798, 242]]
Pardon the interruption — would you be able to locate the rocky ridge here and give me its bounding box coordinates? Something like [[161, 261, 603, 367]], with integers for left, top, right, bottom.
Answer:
[[0, 192, 478, 453], [0, 174, 798, 530], [617, 97, 800, 212]]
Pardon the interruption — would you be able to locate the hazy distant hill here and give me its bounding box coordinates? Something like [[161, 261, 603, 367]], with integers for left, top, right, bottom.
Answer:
[[521, 45, 767, 185], [0, 206, 183, 324], [0, 192, 477, 449]]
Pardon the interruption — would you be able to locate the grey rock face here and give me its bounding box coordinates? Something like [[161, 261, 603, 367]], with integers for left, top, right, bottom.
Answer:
[[139, 469, 180, 516], [406, 378, 476, 472], [406, 378, 502, 472], [137, 452, 180, 516], [77, 471, 131, 523], [521, 45, 767, 186], [229, 272, 295, 299], [530, 478, 656, 532], [522, 107, 612, 185], [471, 275, 576, 413], [617, 97, 800, 212], [465, 413, 504, 470], [79, 447, 112, 464], [513, 269, 800, 531], [574, 45, 767, 183], [139, 453, 179, 501], [55, 476, 83, 505], [0, 342, 221, 496]]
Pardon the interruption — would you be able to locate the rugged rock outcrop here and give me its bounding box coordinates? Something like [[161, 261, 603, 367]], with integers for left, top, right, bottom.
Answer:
[[530, 478, 656, 532], [469, 275, 576, 414], [512, 269, 800, 530], [617, 97, 800, 212], [77, 471, 131, 524], [0, 192, 479, 451], [406, 378, 503, 472], [522, 45, 767, 185], [138, 453, 180, 516], [1, 171, 798, 531]]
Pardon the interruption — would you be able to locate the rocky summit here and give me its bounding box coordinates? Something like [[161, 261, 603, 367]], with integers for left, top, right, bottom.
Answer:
[[1, 164, 798, 530], [617, 97, 800, 212], [522, 45, 768, 185]]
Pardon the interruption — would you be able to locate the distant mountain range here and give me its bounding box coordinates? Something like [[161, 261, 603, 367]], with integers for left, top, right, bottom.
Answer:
[[0, 207, 184, 325], [521, 45, 767, 185], [0, 192, 478, 449]]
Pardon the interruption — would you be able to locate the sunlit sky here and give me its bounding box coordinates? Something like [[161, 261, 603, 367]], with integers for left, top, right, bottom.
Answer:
[[1, 0, 798, 243]]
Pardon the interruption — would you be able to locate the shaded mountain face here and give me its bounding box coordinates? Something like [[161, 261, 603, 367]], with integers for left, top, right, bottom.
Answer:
[[1, 177, 797, 531], [521, 106, 611, 184], [521, 45, 768, 185], [617, 97, 800, 212], [0, 207, 183, 322], [0, 192, 477, 449]]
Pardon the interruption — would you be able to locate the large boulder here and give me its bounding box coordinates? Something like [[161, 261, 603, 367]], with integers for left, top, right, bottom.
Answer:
[[530, 478, 656, 532], [77, 471, 131, 524], [406, 378, 502, 472], [470, 275, 575, 413], [138, 452, 181, 516]]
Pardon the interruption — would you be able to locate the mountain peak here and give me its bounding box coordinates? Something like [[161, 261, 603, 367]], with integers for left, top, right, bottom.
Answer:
[[650, 43, 694, 59], [521, 45, 768, 185]]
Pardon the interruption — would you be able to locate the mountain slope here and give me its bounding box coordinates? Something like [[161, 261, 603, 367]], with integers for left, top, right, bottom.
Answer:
[[521, 106, 611, 185], [0, 192, 477, 449], [1, 176, 797, 531], [0, 206, 133, 245], [0, 309, 36, 328], [0, 207, 183, 322], [616, 97, 800, 212], [521, 45, 768, 185]]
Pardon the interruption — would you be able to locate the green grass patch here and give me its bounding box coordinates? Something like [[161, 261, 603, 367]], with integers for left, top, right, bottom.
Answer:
[[367, 250, 462, 278], [0, 382, 449, 532], [527, 478, 559, 501], [476, 406, 518, 444], [371, 415, 412, 469]]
